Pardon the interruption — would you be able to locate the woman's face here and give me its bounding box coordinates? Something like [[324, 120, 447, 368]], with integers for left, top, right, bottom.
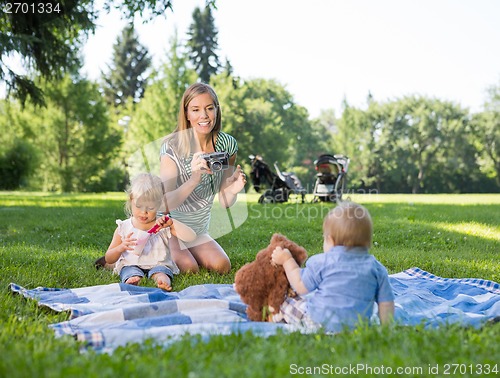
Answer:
[[186, 93, 217, 136]]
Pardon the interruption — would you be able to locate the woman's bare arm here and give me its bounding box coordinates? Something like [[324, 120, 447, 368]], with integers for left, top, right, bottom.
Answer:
[[160, 154, 201, 210]]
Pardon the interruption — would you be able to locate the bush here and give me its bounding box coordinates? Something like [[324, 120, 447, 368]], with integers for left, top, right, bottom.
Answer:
[[0, 140, 38, 189], [85, 167, 128, 192]]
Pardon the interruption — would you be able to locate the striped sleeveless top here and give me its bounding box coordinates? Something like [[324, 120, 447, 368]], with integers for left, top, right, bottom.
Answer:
[[160, 131, 238, 235]]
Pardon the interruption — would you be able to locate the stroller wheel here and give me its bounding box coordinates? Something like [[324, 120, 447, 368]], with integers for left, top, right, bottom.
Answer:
[[258, 192, 276, 204]]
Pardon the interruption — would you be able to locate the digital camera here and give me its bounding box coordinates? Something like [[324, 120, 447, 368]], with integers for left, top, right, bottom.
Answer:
[[201, 151, 230, 172]]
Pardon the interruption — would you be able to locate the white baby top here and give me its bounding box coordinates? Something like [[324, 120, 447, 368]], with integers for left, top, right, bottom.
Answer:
[[113, 218, 179, 275]]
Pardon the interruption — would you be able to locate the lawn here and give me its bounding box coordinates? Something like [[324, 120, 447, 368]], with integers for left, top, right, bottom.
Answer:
[[0, 192, 499, 377]]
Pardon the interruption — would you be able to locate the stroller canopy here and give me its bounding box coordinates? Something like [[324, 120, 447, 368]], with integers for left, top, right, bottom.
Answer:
[[314, 154, 349, 174]]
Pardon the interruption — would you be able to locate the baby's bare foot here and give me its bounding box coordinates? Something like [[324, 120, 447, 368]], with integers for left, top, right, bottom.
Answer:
[[152, 273, 172, 291], [125, 276, 141, 285]]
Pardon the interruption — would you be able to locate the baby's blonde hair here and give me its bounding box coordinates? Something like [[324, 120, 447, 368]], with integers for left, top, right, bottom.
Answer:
[[124, 173, 164, 217], [323, 201, 373, 247]]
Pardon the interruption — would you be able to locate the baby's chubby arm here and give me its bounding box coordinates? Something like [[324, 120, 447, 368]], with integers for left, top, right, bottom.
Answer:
[[271, 246, 309, 295], [105, 229, 135, 264], [377, 301, 395, 325]]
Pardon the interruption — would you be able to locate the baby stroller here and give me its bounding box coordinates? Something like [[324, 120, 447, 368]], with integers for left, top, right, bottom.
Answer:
[[249, 155, 306, 204], [312, 154, 349, 202]]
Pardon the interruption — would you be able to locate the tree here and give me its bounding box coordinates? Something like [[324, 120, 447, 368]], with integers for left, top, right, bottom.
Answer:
[[472, 110, 500, 188], [32, 73, 121, 191], [0, 97, 43, 189], [123, 32, 197, 176], [0, 0, 216, 106], [126, 32, 197, 148], [471, 84, 500, 189], [329, 95, 489, 193], [364, 96, 476, 193], [102, 23, 151, 108], [0, 0, 97, 106], [186, 6, 221, 83], [333, 99, 375, 190], [0, 138, 37, 189], [213, 77, 315, 185]]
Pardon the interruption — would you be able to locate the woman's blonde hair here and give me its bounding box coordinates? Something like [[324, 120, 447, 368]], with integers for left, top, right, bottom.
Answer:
[[124, 173, 164, 217], [164, 82, 222, 157], [323, 201, 373, 247]]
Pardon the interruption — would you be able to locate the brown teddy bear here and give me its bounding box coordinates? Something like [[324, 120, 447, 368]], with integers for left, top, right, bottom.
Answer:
[[234, 233, 308, 321]]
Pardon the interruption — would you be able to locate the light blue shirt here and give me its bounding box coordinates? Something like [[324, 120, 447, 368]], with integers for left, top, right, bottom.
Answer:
[[301, 245, 394, 332]]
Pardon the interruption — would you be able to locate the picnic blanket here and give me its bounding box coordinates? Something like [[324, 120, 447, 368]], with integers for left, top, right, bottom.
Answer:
[[9, 267, 500, 353]]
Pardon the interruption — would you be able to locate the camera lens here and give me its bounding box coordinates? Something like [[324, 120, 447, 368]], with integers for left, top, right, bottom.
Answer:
[[211, 161, 222, 171]]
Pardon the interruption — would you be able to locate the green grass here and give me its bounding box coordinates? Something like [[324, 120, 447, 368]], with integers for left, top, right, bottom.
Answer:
[[1, 192, 499, 377]]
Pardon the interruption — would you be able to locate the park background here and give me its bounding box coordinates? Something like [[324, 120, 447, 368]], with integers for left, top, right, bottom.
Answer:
[[1, 0, 500, 195], [1, 2, 500, 376]]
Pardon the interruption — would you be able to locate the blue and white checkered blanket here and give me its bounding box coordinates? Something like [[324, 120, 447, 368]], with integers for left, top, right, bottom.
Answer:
[[9, 268, 500, 353]]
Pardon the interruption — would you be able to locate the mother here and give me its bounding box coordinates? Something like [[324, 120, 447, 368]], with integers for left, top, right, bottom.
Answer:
[[160, 82, 246, 274]]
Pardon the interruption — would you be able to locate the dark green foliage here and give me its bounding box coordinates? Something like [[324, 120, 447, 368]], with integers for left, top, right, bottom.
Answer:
[[0, 0, 97, 106], [124, 32, 197, 154], [0, 139, 37, 189], [471, 84, 500, 188], [0, 0, 216, 106], [333, 95, 499, 193], [102, 24, 152, 107], [186, 6, 221, 83], [41, 74, 122, 192], [107, 0, 174, 20], [213, 77, 316, 176]]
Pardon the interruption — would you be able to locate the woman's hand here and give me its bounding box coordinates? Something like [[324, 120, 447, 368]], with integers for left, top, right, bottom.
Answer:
[[190, 152, 211, 178], [224, 165, 246, 194]]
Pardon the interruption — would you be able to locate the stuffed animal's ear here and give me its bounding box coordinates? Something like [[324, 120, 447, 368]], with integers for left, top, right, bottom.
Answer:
[[269, 233, 309, 264], [280, 236, 308, 265], [270, 233, 286, 246]]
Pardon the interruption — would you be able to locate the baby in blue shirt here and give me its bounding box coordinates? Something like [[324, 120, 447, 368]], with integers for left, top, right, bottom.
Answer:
[[271, 201, 395, 332]]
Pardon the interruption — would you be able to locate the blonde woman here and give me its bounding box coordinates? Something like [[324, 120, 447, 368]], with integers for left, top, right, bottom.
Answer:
[[160, 83, 246, 274]]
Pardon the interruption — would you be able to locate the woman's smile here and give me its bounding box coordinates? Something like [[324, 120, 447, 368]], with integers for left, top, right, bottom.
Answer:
[[198, 120, 211, 128]]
